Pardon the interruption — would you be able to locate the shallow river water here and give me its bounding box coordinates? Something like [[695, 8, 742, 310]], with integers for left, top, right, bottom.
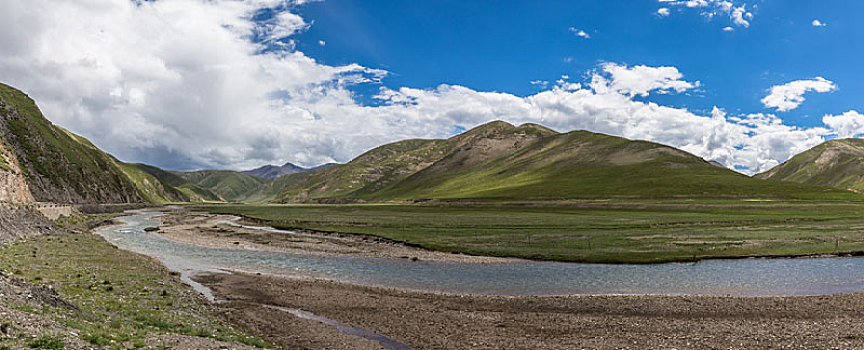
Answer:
[[97, 211, 864, 297]]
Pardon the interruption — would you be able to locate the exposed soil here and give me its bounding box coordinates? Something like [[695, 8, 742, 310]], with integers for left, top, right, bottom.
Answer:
[[157, 210, 512, 263], [197, 271, 864, 350]]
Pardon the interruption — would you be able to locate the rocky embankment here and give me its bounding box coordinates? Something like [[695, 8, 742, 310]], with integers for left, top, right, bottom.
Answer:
[[0, 204, 50, 244], [0, 205, 90, 348]]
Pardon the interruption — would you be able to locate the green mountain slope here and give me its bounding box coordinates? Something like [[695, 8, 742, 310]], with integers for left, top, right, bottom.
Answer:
[[254, 121, 847, 203], [127, 164, 221, 202], [0, 83, 145, 203], [114, 162, 191, 203], [177, 170, 267, 202], [756, 139, 864, 192]]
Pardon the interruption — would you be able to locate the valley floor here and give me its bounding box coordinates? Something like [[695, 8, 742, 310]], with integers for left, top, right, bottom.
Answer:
[[197, 271, 864, 350], [12, 203, 864, 349], [196, 200, 864, 263], [152, 206, 864, 349]]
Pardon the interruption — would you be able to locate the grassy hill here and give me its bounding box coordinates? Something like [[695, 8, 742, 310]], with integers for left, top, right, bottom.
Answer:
[[250, 121, 850, 203], [177, 170, 267, 202], [756, 138, 864, 192], [0, 83, 145, 203], [125, 163, 222, 202]]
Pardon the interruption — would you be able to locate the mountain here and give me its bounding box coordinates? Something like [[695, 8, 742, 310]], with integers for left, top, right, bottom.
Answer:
[[0, 82, 851, 205], [0, 82, 231, 204], [708, 160, 726, 168], [176, 170, 268, 202], [0, 83, 145, 203], [756, 139, 864, 192], [308, 163, 338, 172], [242, 162, 307, 180], [114, 162, 191, 203], [125, 163, 222, 202], [250, 121, 848, 203]]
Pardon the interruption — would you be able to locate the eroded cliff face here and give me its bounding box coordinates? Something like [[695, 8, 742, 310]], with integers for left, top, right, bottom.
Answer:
[[0, 142, 34, 203]]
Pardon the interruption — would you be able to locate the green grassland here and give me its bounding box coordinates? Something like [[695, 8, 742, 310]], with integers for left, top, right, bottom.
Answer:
[[197, 199, 864, 264], [0, 228, 269, 349]]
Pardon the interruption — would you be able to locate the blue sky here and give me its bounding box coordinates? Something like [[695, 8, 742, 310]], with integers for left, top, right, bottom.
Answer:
[[2, 0, 863, 173], [294, 0, 858, 128]]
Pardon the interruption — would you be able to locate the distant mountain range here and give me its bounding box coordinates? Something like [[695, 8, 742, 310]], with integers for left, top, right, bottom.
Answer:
[[0, 82, 858, 204], [241, 162, 336, 180]]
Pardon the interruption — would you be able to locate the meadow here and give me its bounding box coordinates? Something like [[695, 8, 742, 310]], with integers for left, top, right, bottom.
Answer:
[[0, 222, 270, 349], [196, 199, 864, 264]]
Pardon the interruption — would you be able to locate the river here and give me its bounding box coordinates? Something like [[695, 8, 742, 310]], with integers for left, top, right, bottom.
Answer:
[[96, 210, 864, 297]]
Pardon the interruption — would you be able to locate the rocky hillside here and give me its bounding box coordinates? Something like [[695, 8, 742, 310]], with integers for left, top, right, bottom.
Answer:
[[756, 138, 864, 192], [0, 83, 144, 204], [247, 121, 847, 202], [0, 204, 51, 244], [0, 140, 34, 203]]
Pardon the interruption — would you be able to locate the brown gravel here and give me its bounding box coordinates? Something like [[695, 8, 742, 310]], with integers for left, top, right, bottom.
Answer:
[[196, 271, 864, 350]]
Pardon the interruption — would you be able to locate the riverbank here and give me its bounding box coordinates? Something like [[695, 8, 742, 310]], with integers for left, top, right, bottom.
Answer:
[[158, 210, 512, 263], [0, 211, 271, 349], [196, 271, 864, 349]]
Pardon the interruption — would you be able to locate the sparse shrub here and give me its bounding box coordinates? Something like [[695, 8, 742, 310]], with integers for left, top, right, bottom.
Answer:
[[27, 335, 64, 349], [81, 333, 111, 346]]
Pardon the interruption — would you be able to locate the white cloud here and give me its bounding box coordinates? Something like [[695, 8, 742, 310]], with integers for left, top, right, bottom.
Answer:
[[823, 111, 864, 138], [730, 5, 750, 27], [568, 27, 590, 39], [722, 26, 734, 31], [0, 0, 856, 176], [812, 19, 827, 27], [657, 8, 671, 16], [659, 0, 754, 29], [761, 77, 837, 112], [590, 63, 699, 97], [318, 40, 326, 46]]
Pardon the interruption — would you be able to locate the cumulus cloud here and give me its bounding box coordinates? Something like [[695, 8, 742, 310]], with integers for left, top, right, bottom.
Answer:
[[568, 27, 591, 39], [761, 77, 837, 112], [657, 8, 671, 17], [589, 63, 698, 97], [823, 111, 864, 138], [658, 0, 754, 29], [812, 19, 827, 27], [0, 0, 856, 176]]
